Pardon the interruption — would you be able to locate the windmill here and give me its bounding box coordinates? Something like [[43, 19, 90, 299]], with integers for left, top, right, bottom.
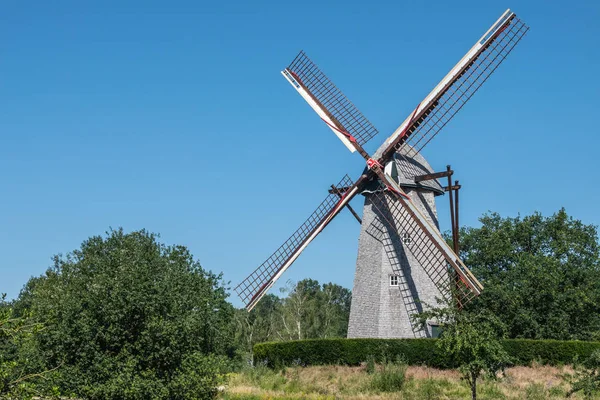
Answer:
[[235, 10, 528, 338]]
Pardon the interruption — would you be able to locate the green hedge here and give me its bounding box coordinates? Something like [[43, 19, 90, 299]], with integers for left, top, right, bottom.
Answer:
[[253, 338, 600, 368]]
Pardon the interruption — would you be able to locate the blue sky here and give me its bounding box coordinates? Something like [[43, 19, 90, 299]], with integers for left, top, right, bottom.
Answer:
[[1, 0, 599, 305]]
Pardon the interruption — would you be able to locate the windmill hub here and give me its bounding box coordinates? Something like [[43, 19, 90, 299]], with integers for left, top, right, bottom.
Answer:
[[236, 9, 528, 338]]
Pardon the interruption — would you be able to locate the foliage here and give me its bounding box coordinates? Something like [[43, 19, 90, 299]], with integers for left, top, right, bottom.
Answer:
[[254, 337, 440, 368], [277, 279, 351, 341], [225, 364, 575, 399], [365, 355, 375, 375], [503, 339, 600, 366], [253, 337, 600, 368], [368, 358, 408, 392], [414, 305, 511, 400], [234, 294, 282, 364], [459, 209, 600, 340], [168, 353, 230, 400], [0, 294, 49, 398], [15, 228, 234, 400], [567, 349, 600, 399], [234, 279, 351, 363]]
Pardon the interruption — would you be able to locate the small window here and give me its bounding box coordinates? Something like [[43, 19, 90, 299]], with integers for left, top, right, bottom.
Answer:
[[389, 275, 399, 286], [402, 232, 412, 244]]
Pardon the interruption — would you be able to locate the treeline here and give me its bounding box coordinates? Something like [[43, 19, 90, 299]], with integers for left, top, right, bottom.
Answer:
[[234, 207, 600, 356], [0, 208, 599, 399], [1, 230, 236, 399], [234, 280, 351, 361], [462, 208, 600, 341]]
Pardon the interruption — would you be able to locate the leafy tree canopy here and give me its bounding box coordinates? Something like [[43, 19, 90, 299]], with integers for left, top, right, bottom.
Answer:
[[414, 303, 511, 400], [234, 279, 351, 362], [16, 228, 234, 400], [460, 208, 600, 340]]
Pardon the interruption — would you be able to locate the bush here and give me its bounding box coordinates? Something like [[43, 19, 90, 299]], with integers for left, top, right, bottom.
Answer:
[[17, 229, 235, 400], [365, 355, 375, 375], [254, 338, 600, 368], [567, 349, 600, 399], [503, 339, 600, 366], [369, 360, 407, 392]]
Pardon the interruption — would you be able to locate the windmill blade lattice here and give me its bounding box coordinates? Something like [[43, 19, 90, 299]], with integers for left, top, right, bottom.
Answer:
[[378, 14, 529, 161], [235, 174, 357, 310], [369, 189, 480, 307], [237, 9, 529, 321], [285, 51, 379, 147]]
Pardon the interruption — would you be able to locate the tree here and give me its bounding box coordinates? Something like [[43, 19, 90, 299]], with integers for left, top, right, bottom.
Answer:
[[234, 294, 282, 364], [317, 283, 352, 338], [277, 279, 352, 341], [234, 280, 351, 359], [459, 209, 600, 340], [16, 228, 234, 400], [278, 279, 319, 340], [414, 304, 511, 400], [0, 294, 52, 398]]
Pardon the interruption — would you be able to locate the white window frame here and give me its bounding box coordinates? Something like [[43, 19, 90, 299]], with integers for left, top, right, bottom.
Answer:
[[389, 274, 399, 287]]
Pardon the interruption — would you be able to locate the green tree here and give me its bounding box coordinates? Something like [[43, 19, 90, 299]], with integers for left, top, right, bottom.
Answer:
[[317, 282, 352, 338], [277, 279, 351, 340], [0, 294, 51, 398], [415, 305, 511, 400], [278, 279, 319, 340], [234, 294, 282, 364], [459, 208, 600, 340], [17, 228, 234, 400]]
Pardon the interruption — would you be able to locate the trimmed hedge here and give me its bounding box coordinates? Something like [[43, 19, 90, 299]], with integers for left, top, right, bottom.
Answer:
[[254, 338, 600, 368]]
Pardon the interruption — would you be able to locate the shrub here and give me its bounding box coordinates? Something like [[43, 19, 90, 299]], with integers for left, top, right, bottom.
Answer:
[[503, 339, 600, 366], [17, 229, 235, 400], [254, 338, 600, 368], [369, 360, 407, 392], [365, 355, 375, 375], [525, 383, 548, 400], [567, 349, 600, 399]]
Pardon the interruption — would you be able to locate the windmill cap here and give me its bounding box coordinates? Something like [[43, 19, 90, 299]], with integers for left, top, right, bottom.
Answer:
[[393, 150, 445, 195], [361, 147, 445, 195]]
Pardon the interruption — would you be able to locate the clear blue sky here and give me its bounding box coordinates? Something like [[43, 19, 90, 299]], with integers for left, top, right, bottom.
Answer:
[[1, 1, 599, 305]]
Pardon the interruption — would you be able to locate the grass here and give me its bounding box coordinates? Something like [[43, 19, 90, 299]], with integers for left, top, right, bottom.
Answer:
[[221, 363, 600, 399], [369, 361, 408, 392]]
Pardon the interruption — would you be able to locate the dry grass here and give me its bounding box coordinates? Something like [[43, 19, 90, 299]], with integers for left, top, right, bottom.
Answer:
[[220, 363, 598, 400]]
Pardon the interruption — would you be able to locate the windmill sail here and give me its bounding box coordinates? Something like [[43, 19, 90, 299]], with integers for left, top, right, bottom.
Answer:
[[282, 51, 379, 152], [238, 9, 529, 317], [376, 9, 529, 161], [235, 175, 360, 310]]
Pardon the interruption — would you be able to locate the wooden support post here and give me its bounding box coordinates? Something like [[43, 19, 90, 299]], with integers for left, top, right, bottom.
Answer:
[[446, 165, 457, 254], [454, 180, 460, 254], [330, 185, 362, 224], [414, 169, 454, 183]]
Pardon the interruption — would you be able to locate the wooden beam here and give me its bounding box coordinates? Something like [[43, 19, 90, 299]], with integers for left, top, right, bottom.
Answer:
[[328, 186, 352, 194], [446, 165, 457, 255], [414, 169, 453, 183], [454, 180, 460, 254], [444, 184, 462, 191], [330, 185, 362, 224]]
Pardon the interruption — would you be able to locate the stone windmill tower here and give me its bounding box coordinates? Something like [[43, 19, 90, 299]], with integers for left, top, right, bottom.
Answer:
[[235, 10, 528, 337]]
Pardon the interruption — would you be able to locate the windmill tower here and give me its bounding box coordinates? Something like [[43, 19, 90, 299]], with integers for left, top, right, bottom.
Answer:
[[348, 149, 447, 338], [235, 10, 529, 337]]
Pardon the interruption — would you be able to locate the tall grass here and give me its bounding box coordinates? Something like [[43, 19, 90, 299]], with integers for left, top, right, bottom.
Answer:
[[225, 363, 585, 399], [368, 359, 408, 392]]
